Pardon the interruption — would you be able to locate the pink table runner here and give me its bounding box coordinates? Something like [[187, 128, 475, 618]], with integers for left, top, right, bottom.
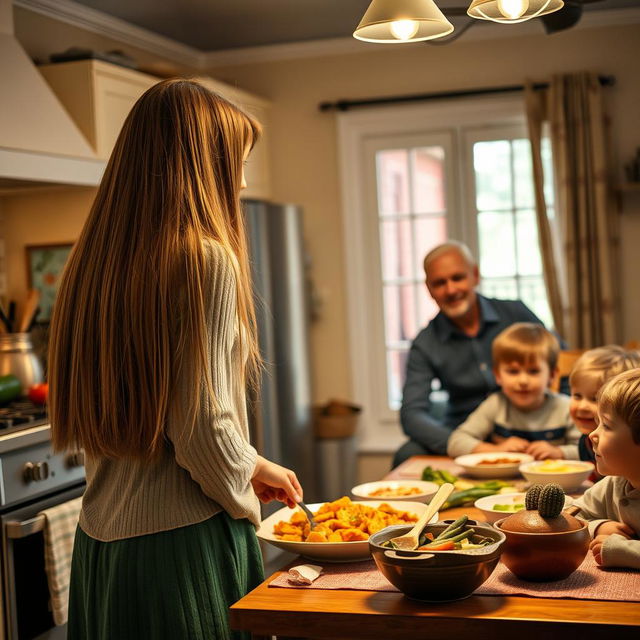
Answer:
[[269, 555, 640, 602]]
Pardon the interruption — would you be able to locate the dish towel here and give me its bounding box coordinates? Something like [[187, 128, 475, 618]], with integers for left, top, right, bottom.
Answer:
[[38, 497, 82, 625]]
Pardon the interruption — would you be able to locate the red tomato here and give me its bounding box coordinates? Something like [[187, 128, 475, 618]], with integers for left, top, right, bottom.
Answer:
[[28, 383, 49, 405]]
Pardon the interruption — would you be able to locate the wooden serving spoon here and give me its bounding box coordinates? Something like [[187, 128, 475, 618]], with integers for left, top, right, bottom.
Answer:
[[19, 289, 40, 333], [387, 482, 454, 551]]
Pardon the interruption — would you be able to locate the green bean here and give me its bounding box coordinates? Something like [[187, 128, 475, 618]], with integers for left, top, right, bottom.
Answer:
[[434, 515, 468, 540], [421, 529, 475, 548]]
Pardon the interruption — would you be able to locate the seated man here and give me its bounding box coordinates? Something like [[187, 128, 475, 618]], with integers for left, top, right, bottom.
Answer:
[[394, 241, 544, 467]]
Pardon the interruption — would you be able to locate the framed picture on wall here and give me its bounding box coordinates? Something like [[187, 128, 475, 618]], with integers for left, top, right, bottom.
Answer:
[[25, 243, 74, 323]]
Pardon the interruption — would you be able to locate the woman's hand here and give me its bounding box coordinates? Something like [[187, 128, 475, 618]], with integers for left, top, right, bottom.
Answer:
[[251, 455, 303, 508]]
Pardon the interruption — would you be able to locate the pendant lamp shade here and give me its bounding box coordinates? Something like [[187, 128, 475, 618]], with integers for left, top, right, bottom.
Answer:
[[467, 0, 564, 23], [354, 0, 454, 43]]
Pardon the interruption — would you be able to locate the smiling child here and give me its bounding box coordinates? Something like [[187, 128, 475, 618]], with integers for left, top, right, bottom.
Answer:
[[569, 346, 640, 469], [447, 323, 579, 460], [573, 368, 640, 569]]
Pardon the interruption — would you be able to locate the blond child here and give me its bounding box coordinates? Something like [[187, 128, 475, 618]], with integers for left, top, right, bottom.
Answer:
[[573, 368, 640, 569], [447, 323, 579, 460], [569, 346, 640, 467]]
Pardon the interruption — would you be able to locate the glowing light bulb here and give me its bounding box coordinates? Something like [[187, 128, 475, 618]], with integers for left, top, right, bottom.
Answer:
[[496, 0, 529, 19], [389, 20, 419, 41]]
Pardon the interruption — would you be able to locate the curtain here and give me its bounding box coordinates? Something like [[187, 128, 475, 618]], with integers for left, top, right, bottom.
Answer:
[[526, 72, 620, 348]]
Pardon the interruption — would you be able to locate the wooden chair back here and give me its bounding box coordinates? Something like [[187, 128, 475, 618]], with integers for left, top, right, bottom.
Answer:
[[551, 349, 586, 393]]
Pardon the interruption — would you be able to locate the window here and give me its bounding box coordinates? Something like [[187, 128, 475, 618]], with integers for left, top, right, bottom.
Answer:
[[338, 96, 555, 450], [376, 146, 449, 410], [467, 130, 554, 327]]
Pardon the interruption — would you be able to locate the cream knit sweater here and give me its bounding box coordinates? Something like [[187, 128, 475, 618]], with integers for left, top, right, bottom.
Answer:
[[79, 240, 260, 542]]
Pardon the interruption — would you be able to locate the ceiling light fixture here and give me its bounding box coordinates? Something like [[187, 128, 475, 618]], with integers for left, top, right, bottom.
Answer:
[[353, 0, 454, 43], [467, 0, 564, 23]]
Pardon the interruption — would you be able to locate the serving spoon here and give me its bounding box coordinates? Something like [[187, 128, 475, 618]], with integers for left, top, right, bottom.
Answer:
[[387, 482, 454, 551]]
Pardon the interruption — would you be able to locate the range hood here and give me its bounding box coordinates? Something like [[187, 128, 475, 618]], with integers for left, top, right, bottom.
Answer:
[[0, 0, 104, 189]]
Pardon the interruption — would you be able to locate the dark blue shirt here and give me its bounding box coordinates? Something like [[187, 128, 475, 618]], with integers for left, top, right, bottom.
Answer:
[[400, 295, 543, 455]]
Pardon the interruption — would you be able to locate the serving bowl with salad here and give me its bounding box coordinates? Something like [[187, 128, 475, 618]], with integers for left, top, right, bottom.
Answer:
[[369, 516, 505, 602]]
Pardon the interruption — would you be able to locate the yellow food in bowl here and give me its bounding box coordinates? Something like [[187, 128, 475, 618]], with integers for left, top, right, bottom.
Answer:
[[528, 460, 588, 473], [273, 496, 418, 543]]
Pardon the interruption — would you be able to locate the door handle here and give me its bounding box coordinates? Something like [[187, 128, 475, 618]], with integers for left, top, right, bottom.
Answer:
[[5, 515, 45, 539]]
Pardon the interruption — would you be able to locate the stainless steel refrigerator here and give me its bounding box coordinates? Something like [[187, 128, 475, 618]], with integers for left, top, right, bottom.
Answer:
[[244, 200, 319, 506]]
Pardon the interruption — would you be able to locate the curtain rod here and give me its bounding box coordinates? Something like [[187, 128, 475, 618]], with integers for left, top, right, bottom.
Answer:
[[318, 75, 615, 112]]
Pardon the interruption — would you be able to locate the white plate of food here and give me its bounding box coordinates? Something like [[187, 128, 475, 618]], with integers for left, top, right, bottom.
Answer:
[[454, 452, 534, 478], [256, 497, 437, 562], [350, 480, 439, 503], [474, 492, 575, 524], [519, 459, 594, 491]]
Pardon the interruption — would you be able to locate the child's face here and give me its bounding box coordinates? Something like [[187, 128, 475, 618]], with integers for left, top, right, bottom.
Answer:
[[494, 356, 552, 412], [569, 376, 600, 435], [591, 410, 640, 483]]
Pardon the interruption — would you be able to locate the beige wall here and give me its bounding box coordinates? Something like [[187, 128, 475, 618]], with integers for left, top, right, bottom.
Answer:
[[2, 188, 96, 307], [207, 24, 640, 407]]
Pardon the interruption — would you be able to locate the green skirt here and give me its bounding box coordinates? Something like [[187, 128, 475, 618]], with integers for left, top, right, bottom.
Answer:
[[68, 512, 264, 640]]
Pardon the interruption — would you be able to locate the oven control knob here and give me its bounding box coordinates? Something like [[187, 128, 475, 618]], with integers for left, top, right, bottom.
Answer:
[[66, 451, 85, 468], [23, 461, 50, 482]]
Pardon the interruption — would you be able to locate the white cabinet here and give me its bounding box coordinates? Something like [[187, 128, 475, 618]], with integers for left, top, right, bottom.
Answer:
[[38, 60, 158, 160], [39, 61, 272, 200]]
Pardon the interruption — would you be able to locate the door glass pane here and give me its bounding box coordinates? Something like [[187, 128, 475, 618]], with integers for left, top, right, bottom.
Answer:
[[519, 276, 553, 326], [474, 140, 512, 211], [480, 277, 518, 300], [383, 284, 417, 343], [380, 218, 413, 280], [516, 210, 542, 276], [513, 139, 534, 209], [477, 211, 516, 277], [387, 349, 409, 410], [376, 150, 410, 215], [413, 215, 447, 279], [412, 146, 446, 214]]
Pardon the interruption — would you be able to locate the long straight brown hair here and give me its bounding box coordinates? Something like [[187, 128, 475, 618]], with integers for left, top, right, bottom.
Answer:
[[49, 79, 261, 459]]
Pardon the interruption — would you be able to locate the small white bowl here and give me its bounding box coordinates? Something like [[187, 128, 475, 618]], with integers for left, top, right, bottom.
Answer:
[[519, 460, 594, 492], [474, 492, 575, 524], [454, 452, 534, 478], [350, 480, 439, 503]]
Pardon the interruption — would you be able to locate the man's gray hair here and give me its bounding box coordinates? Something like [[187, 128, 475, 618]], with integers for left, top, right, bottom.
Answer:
[[423, 241, 477, 275]]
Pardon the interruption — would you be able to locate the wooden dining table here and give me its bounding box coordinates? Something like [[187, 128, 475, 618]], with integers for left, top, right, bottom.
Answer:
[[229, 455, 640, 640]]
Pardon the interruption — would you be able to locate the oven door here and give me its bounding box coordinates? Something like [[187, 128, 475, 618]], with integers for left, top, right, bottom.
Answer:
[[1, 484, 84, 640]]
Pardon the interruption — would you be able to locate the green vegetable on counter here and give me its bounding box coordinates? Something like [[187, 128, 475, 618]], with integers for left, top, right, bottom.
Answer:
[[421, 466, 458, 485], [0, 374, 22, 405]]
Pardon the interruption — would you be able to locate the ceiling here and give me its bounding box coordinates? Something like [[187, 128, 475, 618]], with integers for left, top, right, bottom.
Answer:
[[71, 0, 640, 52]]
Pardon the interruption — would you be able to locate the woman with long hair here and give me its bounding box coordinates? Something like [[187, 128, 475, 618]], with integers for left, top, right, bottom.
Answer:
[[48, 79, 303, 639]]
